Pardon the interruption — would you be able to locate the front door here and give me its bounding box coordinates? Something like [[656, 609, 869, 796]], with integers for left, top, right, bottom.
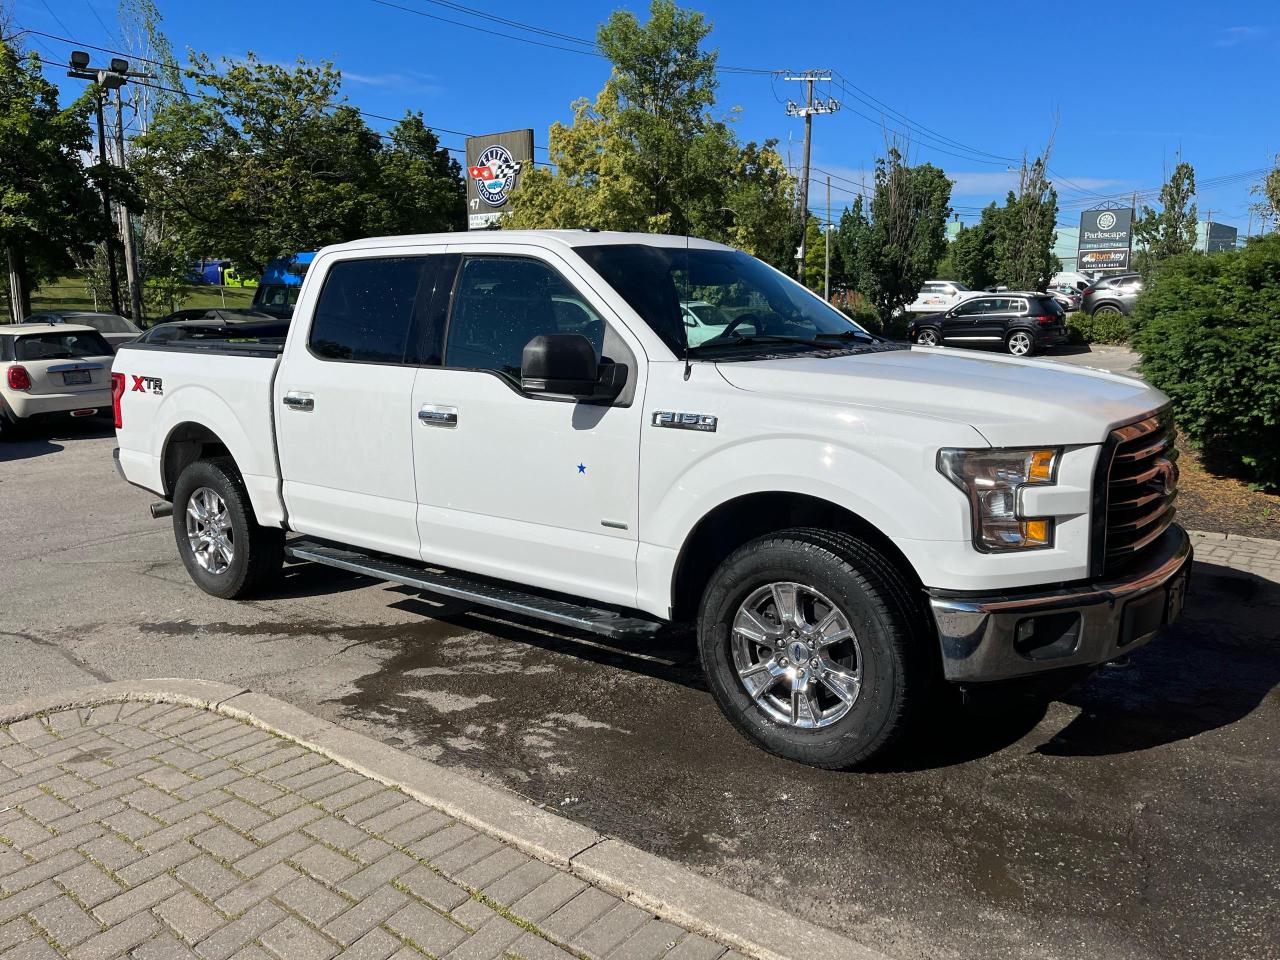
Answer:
[[276, 251, 448, 559], [410, 250, 646, 609], [940, 297, 988, 342]]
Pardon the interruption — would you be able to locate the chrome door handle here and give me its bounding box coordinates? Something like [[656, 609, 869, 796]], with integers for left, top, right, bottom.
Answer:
[[418, 404, 458, 428], [282, 392, 314, 411]]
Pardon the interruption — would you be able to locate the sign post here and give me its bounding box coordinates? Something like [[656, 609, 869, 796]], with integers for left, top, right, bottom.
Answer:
[[465, 129, 534, 230], [1077, 207, 1133, 272]]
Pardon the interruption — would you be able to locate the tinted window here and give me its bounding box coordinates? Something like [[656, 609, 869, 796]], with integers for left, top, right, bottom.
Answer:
[[76, 314, 138, 334], [955, 298, 990, 316], [445, 257, 606, 380], [14, 331, 112, 360], [310, 257, 435, 364]]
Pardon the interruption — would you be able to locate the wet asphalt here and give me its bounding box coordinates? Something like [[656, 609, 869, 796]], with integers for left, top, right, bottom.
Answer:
[[1, 423, 1276, 960]]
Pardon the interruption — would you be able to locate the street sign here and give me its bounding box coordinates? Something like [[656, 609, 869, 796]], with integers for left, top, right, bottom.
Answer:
[[1078, 208, 1133, 271], [465, 129, 534, 230]]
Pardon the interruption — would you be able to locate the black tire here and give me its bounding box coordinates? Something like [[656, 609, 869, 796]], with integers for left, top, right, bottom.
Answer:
[[914, 327, 942, 347], [171, 457, 283, 599], [1091, 303, 1123, 317], [0, 410, 23, 441], [697, 527, 933, 769]]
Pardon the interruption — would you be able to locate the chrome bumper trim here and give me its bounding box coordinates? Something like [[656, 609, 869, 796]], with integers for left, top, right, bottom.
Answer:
[[929, 525, 1192, 682]]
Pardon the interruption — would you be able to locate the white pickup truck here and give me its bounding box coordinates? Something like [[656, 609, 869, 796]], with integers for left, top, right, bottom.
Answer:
[[111, 231, 1190, 769]]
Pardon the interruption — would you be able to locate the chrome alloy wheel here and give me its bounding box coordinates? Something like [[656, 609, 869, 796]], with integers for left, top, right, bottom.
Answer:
[[915, 328, 940, 347], [1007, 331, 1033, 356], [185, 486, 234, 575], [730, 582, 862, 729]]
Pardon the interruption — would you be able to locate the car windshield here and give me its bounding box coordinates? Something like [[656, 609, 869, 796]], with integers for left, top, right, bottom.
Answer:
[[15, 331, 112, 360], [75, 314, 138, 334], [575, 244, 875, 356]]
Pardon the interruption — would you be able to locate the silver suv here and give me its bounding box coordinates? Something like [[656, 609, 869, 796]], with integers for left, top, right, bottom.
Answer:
[[1082, 273, 1143, 316]]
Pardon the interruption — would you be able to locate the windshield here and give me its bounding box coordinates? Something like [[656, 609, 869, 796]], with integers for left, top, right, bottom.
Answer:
[[575, 244, 874, 356], [15, 331, 112, 360], [75, 314, 138, 334]]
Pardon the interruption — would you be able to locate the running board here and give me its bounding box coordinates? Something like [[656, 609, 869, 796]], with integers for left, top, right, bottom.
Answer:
[[284, 538, 664, 640]]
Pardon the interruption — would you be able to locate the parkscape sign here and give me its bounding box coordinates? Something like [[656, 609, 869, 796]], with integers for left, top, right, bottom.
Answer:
[[465, 129, 534, 230], [1078, 207, 1133, 271]]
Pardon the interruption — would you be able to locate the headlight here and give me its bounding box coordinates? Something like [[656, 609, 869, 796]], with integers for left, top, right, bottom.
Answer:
[[937, 448, 1060, 551]]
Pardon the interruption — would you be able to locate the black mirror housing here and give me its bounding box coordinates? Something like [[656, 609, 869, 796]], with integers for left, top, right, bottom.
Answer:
[[521, 334, 626, 402]]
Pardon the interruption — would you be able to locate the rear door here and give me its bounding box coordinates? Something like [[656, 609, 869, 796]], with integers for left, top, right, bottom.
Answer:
[[973, 297, 1019, 339], [275, 250, 449, 559], [12, 331, 113, 395]]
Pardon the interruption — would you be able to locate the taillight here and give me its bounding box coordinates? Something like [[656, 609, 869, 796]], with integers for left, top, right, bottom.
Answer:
[[111, 372, 126, 428], [1082, 286, 1096, 296], [1034, 314, 1055, 324], [7, 365, 31, 391]]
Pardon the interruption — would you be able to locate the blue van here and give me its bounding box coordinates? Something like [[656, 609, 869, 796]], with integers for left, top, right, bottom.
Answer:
[[251, 252, 315, 319]]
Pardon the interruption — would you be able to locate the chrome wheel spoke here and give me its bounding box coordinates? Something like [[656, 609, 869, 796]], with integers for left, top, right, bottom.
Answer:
[[770, 583, 799, 628], [790, 676, 821, 727], [813, 608, 852, 647], [734, 607, 782, 647], [185, 487, 234, 574], [738, 659, 784, 700], [820, 663, 861, 704]]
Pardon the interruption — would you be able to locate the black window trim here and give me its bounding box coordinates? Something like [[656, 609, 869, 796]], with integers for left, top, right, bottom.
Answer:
[[305, 253, 446, 368], [438, 252, 635, 408]]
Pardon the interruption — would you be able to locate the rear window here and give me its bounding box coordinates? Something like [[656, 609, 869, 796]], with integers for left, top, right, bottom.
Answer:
[[1030, 296, 1064, 315], [14, 331, 113, 360]]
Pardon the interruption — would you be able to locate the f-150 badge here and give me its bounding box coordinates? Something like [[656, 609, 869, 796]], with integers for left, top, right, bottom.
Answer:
[[652, 411, 717, 432]]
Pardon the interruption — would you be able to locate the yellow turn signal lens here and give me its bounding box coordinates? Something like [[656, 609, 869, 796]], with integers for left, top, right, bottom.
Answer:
[[1028, 450, 1056, 483], [1022, 519, 1052, 546]]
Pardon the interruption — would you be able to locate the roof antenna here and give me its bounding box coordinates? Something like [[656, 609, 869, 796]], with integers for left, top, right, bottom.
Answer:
[[682, 233, 692, 381]]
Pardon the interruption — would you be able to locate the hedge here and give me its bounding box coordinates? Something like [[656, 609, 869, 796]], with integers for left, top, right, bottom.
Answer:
[[1132, 235, 1280, 490]]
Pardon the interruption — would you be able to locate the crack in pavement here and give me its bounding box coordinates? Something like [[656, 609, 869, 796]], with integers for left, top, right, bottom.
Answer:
[[0, 630, 114, 684]]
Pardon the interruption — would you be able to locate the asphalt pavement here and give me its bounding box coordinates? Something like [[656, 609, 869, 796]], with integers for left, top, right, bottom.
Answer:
[[1, 423, 1276, 960]]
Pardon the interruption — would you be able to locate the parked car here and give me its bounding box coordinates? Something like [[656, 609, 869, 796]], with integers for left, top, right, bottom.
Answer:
[[681, 299, 733, 346], [112, 231, 1189, 770], [1082, 273, 1143, 316], [906, 293, 1069, 355], [1, 324, 114, 438], [22, 311, 142, 350], [1046, 285, 1083, 312], [138, 310, 289, 346], [904, 280, 975, 313], [1051, 271, 1095, 293]]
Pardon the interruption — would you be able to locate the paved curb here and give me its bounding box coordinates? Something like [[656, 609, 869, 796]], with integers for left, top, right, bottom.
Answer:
[[0, 679, 886, 960]]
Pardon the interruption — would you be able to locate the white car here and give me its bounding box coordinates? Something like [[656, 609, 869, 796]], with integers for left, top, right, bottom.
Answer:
[[1, 324, 115, 438], [905, 280, 976, 313], [112, 231, 1189, 769], [1050, 271, 1095, 293], [681, 300, 733, 346]]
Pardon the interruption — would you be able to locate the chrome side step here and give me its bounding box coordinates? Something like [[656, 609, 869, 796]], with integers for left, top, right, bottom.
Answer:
[[284, 538, 664, 640]]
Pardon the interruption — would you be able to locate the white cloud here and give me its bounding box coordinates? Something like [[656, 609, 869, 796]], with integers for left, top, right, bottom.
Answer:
[[1215, 25, 1267, 47], [811, 162, 1123, 200], [342, 69, 444, 96]]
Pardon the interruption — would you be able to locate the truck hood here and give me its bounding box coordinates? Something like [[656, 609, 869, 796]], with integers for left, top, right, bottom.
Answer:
[[715, 346, 1168, 447]]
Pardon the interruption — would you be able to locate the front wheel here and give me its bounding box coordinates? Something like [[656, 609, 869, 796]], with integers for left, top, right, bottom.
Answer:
[[172, 457, 283, 599], [914, 327, 941, 347], [1006, 330, 1035, 356], [697, 528, 931, 769]]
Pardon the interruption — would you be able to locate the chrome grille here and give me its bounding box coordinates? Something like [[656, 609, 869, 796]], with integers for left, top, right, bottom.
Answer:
[[1101, 412, 1178, 574]]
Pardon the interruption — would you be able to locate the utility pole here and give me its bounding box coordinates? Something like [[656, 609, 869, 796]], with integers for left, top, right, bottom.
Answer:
[[824, 175, 831, 300], [92, 88, 122, 316], [1204, 209, 1212, 253], [785, 73, 838, 282], [114, 88, 144, 323]]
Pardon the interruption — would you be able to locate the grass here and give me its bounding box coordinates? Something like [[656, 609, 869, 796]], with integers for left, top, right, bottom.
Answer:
[[7, 274, 256, 323]]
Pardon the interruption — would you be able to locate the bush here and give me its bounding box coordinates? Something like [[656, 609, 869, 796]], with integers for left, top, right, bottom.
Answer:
[[1132, 235, 1280, 490], [1068, 309, 1134, 344]]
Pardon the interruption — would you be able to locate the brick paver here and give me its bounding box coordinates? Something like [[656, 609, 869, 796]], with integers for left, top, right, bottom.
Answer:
[[1189, 530, 1280, 583], [0, 704, 733, 960]]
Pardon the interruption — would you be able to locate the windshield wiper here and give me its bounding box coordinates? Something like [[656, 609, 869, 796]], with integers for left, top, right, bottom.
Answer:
[[689, 333, 826, 352], [813, 330, 877, 344]]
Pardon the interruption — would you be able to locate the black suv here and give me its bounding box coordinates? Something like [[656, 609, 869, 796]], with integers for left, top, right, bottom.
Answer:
[[907, 293, 1068, 356]]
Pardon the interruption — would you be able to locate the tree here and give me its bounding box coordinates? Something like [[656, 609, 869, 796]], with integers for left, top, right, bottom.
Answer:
[[0, 40, 125, 321], [990, 149, 1059, 290], [504, 0, 794, 269], [1249, 157, 1279, 233], [845, 147, 952, 319], [942, 215, 997, 289], [1133, 160, 1197, 276], [133, 53, 463, 280]]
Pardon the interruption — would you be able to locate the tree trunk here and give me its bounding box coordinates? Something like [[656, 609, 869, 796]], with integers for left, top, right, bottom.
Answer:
[[5, 245, 27, 324]]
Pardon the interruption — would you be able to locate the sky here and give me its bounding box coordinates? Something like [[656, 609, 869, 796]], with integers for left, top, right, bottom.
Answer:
[[12, 0, 1280, 235]]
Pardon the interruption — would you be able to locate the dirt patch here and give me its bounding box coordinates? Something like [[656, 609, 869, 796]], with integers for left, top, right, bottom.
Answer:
[[1175, 445, 1280, 539]]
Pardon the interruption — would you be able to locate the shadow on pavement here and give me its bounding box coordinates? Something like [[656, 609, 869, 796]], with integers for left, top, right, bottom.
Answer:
[[0, 418, 114, 462]]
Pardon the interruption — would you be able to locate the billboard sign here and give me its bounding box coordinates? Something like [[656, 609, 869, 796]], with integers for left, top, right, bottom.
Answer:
[[465, 129, 534, 229], [1078, 208, 1133, 271]]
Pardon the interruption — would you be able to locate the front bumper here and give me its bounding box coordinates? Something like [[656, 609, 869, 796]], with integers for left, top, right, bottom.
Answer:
[[929, 525, 1192, 682]]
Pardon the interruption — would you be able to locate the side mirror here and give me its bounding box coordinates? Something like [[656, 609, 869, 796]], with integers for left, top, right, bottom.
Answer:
[[521, 334, 626, 402]]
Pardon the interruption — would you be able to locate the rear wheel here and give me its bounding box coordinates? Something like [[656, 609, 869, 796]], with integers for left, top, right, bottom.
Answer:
[[914, 327, 941, 347], [1006, 330, 1035, 356], [1092, 303, 1123, 317], [172, 457, 283, 599], [697, 528, 931, 769]]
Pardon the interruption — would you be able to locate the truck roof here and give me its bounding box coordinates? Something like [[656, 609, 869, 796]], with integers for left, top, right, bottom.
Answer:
[[323, 230, 736, 255]]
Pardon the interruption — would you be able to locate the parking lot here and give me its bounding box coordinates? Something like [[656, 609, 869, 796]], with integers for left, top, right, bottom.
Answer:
[[2, 424, 1277, 960]]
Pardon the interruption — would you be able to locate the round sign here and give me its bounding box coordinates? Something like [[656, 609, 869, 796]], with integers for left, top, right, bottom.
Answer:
[[471, 144, 518, 208], [1096, 211, 1117, 230]]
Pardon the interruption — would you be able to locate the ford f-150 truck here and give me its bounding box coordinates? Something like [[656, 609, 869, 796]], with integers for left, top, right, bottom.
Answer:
[[111, 231, 1190, 769]]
